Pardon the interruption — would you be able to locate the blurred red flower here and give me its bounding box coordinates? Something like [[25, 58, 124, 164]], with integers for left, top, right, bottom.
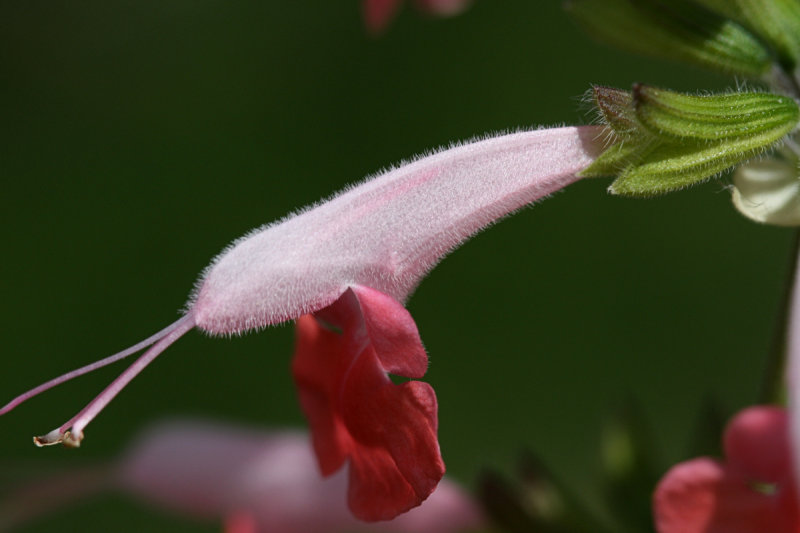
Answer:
[[654, 406, 798, 533], [362, 0, 471, 34]]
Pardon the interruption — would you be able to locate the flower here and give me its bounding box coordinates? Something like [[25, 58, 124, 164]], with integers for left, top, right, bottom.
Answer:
[[653, 406, 798, 533], [122, 421, 482, 533], [292, 286, 443, 520], [1, 125, 603, 519], [732, 155, 800, 226], [1, 420, 484, 533], [362, 0, 472, 34]]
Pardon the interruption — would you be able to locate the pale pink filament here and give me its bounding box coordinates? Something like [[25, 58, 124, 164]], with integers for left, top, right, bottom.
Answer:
[[22, 314, 195, 446], [0, 317, 194, 417]]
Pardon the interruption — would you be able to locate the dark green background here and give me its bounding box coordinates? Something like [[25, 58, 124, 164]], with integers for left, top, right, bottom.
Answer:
[[0, 1, 793, 531]]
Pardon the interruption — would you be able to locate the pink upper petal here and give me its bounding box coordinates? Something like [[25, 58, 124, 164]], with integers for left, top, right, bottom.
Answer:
[[723, 406, 791, 483], [654, 457, 795, 533], [191, 126, 604, 335]]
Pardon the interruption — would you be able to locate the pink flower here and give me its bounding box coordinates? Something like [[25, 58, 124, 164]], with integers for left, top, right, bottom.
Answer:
[[0, 126, 603, 518], [2, 420, 484, 533], [653, 406, 798, 533], [292, 286, 443, 520], [122, 421, 482, 533], [362, 0, 472, 34]]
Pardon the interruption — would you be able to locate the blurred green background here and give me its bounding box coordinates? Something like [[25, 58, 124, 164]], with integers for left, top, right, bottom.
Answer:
[[0, 1, 794, 531]]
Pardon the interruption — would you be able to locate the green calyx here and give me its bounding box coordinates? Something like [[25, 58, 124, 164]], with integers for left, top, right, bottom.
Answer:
[[581, 85, 799, 197], [633, 86, 800, 140], [565, 0, 772, 78]]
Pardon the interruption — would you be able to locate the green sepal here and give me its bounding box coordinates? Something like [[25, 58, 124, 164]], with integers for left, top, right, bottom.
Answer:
[[610, 133, 793, 196], [633, 84, 800, 140], [732, 0, 800, 71], [587, 85, 800, 197], [565, 0, 772, 77], [579, 139, 654, 178]]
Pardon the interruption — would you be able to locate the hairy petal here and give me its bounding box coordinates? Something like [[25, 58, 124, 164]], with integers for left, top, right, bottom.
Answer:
[[192, 126, 604, 334]]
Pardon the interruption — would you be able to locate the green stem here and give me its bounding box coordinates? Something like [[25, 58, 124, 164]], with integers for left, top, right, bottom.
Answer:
[[758, 228, 800, 405]]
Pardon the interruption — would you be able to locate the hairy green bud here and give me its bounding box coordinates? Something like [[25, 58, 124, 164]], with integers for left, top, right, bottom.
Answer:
[[582, 85, 799, 197]]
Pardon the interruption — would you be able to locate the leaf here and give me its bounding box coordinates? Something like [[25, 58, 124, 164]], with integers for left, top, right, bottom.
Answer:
[[565, 0, 772, 77], [733, 0, 800, 70], [692, 0, 744, 19]]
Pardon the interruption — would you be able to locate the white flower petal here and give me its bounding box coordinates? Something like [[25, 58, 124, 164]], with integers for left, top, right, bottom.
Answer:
[[732, 159, 800, 226]]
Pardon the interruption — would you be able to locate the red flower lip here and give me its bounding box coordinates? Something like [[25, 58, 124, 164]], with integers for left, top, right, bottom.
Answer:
[[292, 285, 445, 521]]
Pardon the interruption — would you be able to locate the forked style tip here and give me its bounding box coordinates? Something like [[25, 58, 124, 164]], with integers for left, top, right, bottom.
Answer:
[[13, 314, 196, 449], [33, 428, 82, 448]]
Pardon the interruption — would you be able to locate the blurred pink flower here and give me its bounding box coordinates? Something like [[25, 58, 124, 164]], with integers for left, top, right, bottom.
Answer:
[[1, 421, 483, 533], [121, 421, 483, 533], [292, 286, 443, 521], [362, 0, 472, 34], [653, 406, 798, 533]]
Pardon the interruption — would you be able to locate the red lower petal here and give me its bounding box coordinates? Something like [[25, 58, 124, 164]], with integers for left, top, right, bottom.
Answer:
[[347, 443, 420, 521], [351, 285, 428, 378], [292, 286, 443, 521], [292, 315, 351, 475]]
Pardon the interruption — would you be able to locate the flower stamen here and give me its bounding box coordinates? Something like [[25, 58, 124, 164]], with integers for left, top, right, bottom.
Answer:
[[2, 314, 196, 447]]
